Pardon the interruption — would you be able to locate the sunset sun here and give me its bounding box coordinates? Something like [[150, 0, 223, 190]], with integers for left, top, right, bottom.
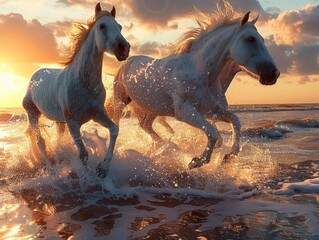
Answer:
[[0, 1, 318, 239], [0, 69, 27, 108]]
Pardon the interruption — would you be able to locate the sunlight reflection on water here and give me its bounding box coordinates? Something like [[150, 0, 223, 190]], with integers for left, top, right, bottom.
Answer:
[[0, 107, 318, 239]]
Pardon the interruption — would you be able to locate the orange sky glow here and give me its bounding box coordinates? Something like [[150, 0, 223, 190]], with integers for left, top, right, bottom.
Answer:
[[0, 0, 318, 108]]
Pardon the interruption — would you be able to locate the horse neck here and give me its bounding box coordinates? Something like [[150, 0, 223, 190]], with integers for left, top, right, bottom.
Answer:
[[69, 30, 104, 88], [219, 60, 242, 94], [190, 25, 237, 87]]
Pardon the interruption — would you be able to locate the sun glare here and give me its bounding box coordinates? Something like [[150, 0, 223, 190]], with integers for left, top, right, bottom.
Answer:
[[0, 70, 27, 108]]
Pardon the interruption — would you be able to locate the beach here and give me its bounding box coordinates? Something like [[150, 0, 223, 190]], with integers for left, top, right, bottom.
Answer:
[[0, 104, 318, 239]]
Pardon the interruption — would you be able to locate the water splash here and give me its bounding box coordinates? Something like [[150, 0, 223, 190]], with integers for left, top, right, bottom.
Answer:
[[0, 110, 318, 239]]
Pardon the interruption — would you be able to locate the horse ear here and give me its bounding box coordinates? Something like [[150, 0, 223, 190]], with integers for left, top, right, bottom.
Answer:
[[241, 11, 250, 26], [95, 2, 102, 14], [111, 6, 116, 18], [251, 14, 260, 25]]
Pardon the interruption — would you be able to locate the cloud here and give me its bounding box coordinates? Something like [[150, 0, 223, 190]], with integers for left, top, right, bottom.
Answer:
[[57, 0, 99, 8], [57, 0, 121, 11], [46, 20, 73, 38], [57, 0, 268, 29], [266, 36, 294, 74], [268, 4, 319, 45], [266, 38, 319, 82], [134, 41, 171, 56], [0, 13, 59, 79], [100, 40, 172, 76], [0, 13, 59, 64], [135, 42, 161, 56], [264, 4, 319, 84], [2, 1, 317, 88], [265, 7, 281, 15], [124, 0, 268, 29], [293, 44, 319, 75], [298, 76, 319, 85]]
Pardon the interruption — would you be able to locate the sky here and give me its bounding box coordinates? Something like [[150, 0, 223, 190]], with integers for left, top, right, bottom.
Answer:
[[0, 0, 318, 108]]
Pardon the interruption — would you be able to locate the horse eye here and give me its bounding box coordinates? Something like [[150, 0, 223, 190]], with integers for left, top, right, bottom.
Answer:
[[247, 36, 256, 42], [99, 24, 106, 30]]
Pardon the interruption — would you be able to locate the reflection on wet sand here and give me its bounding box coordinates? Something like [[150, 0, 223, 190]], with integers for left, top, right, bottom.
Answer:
[[1, 106, 318, 239], [3, 159, 315, 239]]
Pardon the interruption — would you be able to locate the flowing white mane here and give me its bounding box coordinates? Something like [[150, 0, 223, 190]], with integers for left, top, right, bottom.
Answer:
[[61, 11, 112, 66], [173, 1, 243, 54]]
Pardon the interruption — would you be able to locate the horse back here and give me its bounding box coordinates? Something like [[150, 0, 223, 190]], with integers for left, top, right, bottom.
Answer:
[[114, 55, 179, 115], [26, 68, 65, 121]]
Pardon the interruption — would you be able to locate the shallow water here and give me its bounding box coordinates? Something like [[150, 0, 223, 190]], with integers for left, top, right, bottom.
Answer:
[[0, 104, 318, 239]]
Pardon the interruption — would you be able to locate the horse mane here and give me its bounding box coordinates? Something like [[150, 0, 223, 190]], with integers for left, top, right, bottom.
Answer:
[[61, 11, 111, 66], [173, 1, 243, 55]]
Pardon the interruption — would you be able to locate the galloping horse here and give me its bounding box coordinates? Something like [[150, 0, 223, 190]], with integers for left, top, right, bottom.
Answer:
[[126, 60, 241, 146], [23, 3, 130, 177], [107, 3, 279, 169]]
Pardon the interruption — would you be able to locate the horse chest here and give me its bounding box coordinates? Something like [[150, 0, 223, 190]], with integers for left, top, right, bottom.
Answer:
[[188, 88, 219, 113], [52, 78, 103, 122], [177, 77, 222, 113]]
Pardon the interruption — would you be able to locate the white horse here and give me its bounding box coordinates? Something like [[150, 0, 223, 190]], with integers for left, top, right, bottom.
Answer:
[[107, 3, 280, 169], [23, 3, 130, 177], [124, 60, 241, 145]]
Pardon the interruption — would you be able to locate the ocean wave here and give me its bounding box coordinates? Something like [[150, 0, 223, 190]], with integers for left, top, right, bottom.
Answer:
[[241, 117, 319, 140], [277, 118, 319, 128], [242, 124, 291, 139], [230, 103, 319, 113], [0, 113, 27, 123], [274, 177, 319, 194], [0, 113, 12, 122]]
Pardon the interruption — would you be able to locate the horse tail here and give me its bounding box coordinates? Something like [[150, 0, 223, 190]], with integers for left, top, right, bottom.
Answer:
[[105, 63, 125, 120], [106, 60, 132, 124], [105, 97, 115, 119]]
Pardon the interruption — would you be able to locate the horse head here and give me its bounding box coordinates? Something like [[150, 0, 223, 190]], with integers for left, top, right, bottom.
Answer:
[[230, 12, 280, 85], [93, 2, 130, 61]]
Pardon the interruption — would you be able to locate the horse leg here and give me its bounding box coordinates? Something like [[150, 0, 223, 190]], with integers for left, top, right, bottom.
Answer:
[[65, 119, 88, 166], [136, 113, 164, 153], [55, 122, 66, 161], [216, 111, 241, 163], [134, 108, 162, 143], [93, 108, 119, 178], [209, 120, 223, 149], [28, 112, 54, 168], [158, 117, 175, 135], [174, 98, 219, 169], [28, 115, 55, 171], [23, 96, 55, 169]]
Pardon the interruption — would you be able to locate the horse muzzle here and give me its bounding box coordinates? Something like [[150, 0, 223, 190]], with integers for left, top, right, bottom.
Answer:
[[259, 62, 280, 85], [114, 40, 130, 61], [260, 69, 280, 85]]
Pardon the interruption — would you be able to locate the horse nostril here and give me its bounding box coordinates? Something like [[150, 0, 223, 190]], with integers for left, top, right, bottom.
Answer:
[[117, 42, 126, 52], [272, 70, 280, 80]]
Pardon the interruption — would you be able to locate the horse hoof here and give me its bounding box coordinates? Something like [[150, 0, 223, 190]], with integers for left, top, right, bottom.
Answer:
[[96, 163, 108, 178], [222, 154, 236, 164], [188, 156, 207, 169]]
